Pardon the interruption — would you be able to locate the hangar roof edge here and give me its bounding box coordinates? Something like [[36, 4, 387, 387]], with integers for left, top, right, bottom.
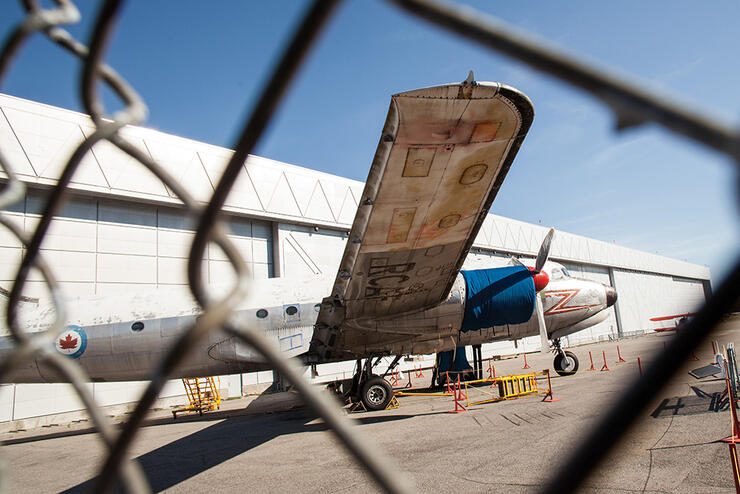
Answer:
[[0, 93, 711, 281]]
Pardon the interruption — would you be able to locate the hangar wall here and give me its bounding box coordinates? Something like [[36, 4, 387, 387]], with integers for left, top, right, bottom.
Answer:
[[0, 93, 712, 425], [0, 188, 274, 297]]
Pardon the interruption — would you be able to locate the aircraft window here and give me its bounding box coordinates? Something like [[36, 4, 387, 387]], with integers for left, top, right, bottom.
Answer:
[[285, 305, 298, 316], [131, 321, 144, 332], [314, 303, 321, 312], [561, 267, 571, 277], [551, 269, 563, 280], [256, 309, 268, 319]]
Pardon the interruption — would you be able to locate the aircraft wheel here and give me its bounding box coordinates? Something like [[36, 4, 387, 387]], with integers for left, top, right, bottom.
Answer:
[[361, 376, 393, 411], [554, 351, 579, 376]]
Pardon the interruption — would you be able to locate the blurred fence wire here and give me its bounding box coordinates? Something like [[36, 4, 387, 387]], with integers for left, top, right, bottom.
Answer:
[[0, 0, 738, 493]]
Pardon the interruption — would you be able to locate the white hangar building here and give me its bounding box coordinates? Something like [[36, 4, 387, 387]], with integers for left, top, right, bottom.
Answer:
[[0, 94, 711, 426]]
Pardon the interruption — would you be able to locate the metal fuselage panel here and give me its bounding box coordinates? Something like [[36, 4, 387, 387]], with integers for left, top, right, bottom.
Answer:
[[0, 278, 330, 383]]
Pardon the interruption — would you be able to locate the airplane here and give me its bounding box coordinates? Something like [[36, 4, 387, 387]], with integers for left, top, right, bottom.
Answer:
[[649, 313, 695, 332], [0, 74, 617, 411]]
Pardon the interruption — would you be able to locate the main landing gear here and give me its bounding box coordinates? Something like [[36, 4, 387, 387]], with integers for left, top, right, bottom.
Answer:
[[346, 356, 396, 411], [552, 338, 579, 376]]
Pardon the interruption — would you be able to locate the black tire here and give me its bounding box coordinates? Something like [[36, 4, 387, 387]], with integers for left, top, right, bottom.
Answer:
[[360, 376, 393, 411], [554, 351, 579, 376]]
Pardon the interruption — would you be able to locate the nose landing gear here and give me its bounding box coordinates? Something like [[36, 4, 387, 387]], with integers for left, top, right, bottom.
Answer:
[[552, 338, 579, 376]]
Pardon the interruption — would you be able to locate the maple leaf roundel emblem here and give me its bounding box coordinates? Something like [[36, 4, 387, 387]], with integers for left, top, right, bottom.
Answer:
[[55, 325, 87, 359]]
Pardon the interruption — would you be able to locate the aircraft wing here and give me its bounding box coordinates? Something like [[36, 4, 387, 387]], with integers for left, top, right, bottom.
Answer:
[[310, 80, 534, 359]]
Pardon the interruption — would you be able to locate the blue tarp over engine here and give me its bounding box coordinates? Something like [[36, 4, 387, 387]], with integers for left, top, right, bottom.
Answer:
[[437, 346, 471, 374], [460, 265, 535, 332]]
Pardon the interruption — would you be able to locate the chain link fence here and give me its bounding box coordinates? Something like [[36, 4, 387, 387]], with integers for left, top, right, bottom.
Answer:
[[0, 0, 737, 492]]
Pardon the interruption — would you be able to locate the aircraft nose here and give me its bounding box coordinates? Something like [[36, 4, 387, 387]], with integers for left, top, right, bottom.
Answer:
[[605, 285, 617, 307]]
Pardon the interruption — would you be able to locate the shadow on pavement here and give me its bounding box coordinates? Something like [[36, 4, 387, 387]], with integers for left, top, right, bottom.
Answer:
[[651, 383, 729, 418], [2, 389, 307, 446], [60, 406, 415, 493]]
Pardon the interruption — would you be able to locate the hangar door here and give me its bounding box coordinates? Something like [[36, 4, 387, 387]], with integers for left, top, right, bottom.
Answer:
[[278, 224, 347, 279], [0, 188, 275, 299], [612, 270, 706, 333]]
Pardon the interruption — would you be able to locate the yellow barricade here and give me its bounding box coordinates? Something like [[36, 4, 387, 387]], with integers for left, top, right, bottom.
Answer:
[[464, 372, 540, 406]]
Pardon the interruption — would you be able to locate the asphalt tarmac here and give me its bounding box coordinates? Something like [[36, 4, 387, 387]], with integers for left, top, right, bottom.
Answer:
[[2, 316, 739, 493]]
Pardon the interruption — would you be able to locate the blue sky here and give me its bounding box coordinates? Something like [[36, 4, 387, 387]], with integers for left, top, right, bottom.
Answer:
[[1, 1, 738, 284]]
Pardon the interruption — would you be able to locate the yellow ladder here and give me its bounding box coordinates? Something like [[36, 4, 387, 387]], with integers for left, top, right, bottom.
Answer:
[[172, 376, 222, 418]]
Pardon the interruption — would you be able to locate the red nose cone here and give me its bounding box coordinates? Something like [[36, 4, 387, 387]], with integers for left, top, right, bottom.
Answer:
[[528, 267, 549, 292]]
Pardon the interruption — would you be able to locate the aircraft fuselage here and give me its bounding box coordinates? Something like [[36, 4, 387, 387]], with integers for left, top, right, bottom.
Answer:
[[0, 262, 615, 382]]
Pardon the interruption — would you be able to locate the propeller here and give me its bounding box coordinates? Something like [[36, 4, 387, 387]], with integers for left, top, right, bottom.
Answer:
[[510, 228, 555, 353], [536, 294, 549, 355], [534, 228, 554, 274], [510, 228, 554, 291], [535, 228, 554, 353]]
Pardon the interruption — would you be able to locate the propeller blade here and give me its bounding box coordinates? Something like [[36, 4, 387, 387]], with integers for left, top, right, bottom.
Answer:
[[536, 294, 549, 354], [534, 228, 555, 274], [509, 256, 525, 267]]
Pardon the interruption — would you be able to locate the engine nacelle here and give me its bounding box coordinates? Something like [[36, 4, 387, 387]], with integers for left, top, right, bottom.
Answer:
[[341, 265, 537, 355], [459, 265, 536, 332]]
